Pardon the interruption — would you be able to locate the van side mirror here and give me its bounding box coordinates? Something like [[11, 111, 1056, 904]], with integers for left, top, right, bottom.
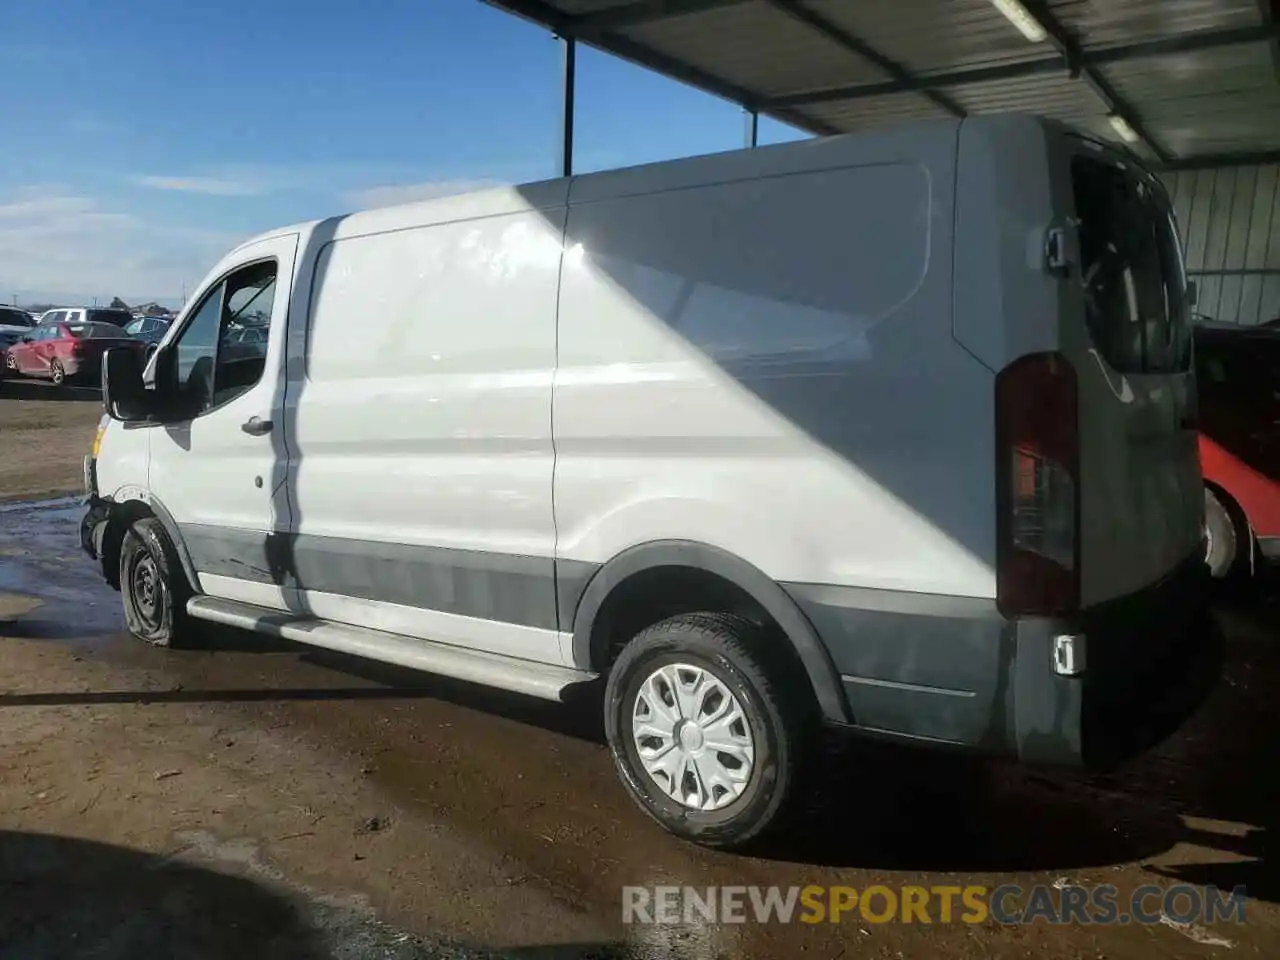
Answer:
[[102, 347, 150, 422]]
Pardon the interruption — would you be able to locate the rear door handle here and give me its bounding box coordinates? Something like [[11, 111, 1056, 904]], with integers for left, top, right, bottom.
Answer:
[[241, 416, 273, 436]]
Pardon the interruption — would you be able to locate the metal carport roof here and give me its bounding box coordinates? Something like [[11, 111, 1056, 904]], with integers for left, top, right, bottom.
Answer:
[[484, 0, 1280, 172]]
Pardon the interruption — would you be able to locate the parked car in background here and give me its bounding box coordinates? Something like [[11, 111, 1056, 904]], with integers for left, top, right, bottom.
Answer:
[[4, 318, 146, 386], [1194, 322, 1280, 579], [224, 324, 267, 350], [124, 316, 172, 353], [32, 307, 135, 329], [0, 306, 36, 352], [78, 307, 135, 328]]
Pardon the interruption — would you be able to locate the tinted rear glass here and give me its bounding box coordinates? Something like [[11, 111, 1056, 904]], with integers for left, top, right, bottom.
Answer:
[[67, 322, 131, 339], [0, 308, 34, 326], [1197, 333, 1280, 399], [1072, 155, 1190, 375], [87, 309, 132, 326]]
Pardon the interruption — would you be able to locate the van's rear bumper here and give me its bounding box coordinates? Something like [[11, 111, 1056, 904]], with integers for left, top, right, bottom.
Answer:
[[786, 552, 1221, 768], [1011, 551, 1221, 767]]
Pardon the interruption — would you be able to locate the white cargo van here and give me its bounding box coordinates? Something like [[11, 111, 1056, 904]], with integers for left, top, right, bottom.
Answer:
[[83, 114, 1219, 848]]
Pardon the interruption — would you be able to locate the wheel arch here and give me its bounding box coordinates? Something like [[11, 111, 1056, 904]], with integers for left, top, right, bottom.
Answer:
[[568, 540, 849, 723], [100, 494, 199, 593], [1204, 479, 1256, 575]]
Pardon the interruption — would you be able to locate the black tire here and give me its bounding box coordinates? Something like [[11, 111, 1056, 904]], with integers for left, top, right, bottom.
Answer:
[[48, 359, 65, 387], [1204, 487, 1246, 580], [604, 612, 809, 849], [119, 518, 192, 647], [4, 352, 16, 371]]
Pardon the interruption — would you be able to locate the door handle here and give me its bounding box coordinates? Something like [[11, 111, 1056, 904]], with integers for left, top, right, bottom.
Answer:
[[241, 416, 273, 436]]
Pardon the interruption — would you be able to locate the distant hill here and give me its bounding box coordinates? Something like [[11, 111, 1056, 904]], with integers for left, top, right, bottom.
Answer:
[[133, 301, 176, 317]]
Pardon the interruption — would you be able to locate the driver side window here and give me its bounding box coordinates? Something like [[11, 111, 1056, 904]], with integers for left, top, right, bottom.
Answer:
[[171, 258, 278, 417]]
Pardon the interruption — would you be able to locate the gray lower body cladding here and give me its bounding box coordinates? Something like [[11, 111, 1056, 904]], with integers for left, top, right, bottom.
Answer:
[[784, 550, 1220, 767], [84, 497, 1219, 767], [178, 524, 561, 632]]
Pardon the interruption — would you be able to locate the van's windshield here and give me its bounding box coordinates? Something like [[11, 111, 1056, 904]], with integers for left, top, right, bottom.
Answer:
[[1071, 154, 1191, 375]]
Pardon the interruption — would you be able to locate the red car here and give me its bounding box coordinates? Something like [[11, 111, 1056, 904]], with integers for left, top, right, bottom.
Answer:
[[2, 318, 146, 387], [1195, 322, 1280, 579]]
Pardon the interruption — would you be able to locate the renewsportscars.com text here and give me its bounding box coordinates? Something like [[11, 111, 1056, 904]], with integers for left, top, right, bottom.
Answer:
[[622, 883, 1248, 926]]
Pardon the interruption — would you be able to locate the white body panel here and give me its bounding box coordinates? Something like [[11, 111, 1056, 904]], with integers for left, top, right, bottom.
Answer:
[[553, 124, 995, 596], [282, 184, 569, 663], [145, 232, 300, 607], [96, 423, 150, 506], [290, 186, 565, 559]]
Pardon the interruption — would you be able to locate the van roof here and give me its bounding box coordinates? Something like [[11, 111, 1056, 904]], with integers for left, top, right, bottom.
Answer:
[[237, 115, 1072, 253], [231, 176, 556, 253]]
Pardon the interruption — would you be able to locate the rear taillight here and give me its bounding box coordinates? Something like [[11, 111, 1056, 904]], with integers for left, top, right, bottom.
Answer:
[[995, 352, 1080, 618]]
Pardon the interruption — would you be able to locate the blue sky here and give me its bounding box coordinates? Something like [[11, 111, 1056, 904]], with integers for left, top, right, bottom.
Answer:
[[0, 0, 806, 306]]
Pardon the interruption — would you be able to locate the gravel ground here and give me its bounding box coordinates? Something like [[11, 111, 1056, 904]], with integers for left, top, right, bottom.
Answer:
[[0, 379, 101, 501]]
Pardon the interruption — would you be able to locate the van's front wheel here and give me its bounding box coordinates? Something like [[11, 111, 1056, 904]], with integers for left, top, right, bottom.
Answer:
[[119, 518, 191, 647], [604, 613, 806, 849]]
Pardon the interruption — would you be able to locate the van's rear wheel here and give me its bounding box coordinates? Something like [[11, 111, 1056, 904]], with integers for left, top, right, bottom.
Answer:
[[1204, 487, 1245, 580], [604, 613, 805, 849], [119, 518, 191, 647]]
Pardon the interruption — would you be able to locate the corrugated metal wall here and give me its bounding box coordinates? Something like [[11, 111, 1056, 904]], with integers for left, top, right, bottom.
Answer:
[[1163, 164, 1280, 327]]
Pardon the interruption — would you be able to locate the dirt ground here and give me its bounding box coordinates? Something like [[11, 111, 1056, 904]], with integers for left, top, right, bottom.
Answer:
[[0, 379, 101, 501], [1, 394, 1278, 958]]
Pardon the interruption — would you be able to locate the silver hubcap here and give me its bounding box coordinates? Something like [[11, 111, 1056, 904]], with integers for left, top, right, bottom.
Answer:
[[631, 663, 755, 811]]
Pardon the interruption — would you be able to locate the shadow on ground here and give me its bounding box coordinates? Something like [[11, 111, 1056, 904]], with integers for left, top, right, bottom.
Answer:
[[209, 596, 1276, 890], [0, 378, 100, 402], [0, 829, 647, 959]]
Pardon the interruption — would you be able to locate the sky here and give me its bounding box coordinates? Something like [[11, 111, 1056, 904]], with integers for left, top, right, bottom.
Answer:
[[0, 0, 807, 308]]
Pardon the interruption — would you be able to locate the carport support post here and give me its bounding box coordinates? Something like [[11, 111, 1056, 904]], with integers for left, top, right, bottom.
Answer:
[[744, 108, 759, 148], [558, 35, 576, 178]]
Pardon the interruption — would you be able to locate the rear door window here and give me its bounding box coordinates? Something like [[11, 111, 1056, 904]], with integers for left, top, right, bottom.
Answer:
[[0, 308, 32, 327], [1072, 156, 1190, 375], [1198, 335, 1280, 407], [88, 309, 132, 327], [67, 322, 130, 339]]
